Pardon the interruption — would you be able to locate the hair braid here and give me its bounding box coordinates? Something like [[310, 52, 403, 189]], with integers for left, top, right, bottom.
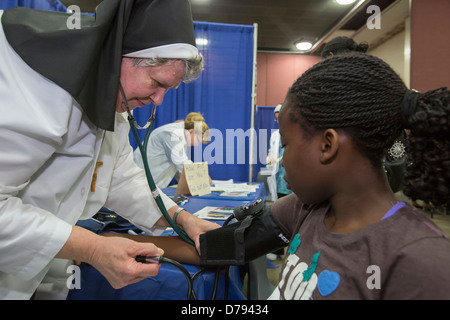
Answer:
[[288, 53, 405, 167], [287, 52, 450, 205], [403, 88, 450, 205]]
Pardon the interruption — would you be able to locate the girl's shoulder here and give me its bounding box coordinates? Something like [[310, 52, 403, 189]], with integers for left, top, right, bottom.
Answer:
[[270, 194, 328, 239]]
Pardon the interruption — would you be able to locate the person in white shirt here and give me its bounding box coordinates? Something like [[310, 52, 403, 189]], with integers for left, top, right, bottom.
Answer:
[[267, 104, 292, 201], [134, 112, 211, 188], [0, 0, 219, 299]]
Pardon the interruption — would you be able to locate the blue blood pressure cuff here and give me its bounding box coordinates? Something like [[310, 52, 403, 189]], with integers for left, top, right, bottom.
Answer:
[[199, 203, 290, 266]]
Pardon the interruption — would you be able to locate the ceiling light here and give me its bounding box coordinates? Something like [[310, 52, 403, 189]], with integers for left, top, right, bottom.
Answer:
[[336, 0, 357, 5], [196, 38, 208, 46], [295, 41, 313, 51]]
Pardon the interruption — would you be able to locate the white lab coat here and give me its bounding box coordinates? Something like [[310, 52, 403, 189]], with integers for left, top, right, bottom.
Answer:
[[134, 121, 192, 188], [266, 129, 280, 201], [0, 14, 174, 299]]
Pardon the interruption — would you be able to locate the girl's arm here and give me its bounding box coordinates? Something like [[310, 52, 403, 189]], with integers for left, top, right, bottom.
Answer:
[[102, 233, 200, 265]]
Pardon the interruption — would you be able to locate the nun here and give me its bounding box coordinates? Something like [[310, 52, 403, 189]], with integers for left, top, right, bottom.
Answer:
[[0, 0, 219, 299]]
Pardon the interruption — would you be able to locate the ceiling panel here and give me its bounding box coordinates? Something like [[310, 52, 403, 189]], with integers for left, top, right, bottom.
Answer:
[[60, 0, 397, 53]]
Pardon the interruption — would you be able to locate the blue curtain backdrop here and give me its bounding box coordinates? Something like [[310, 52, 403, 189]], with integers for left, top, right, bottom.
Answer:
[[0, 0, 66, 11], [131, 21, 255, 182]]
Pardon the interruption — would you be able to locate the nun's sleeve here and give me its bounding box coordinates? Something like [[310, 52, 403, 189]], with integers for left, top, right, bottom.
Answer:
[[104, 114, 176, 235], [0, 16, 74, 278]]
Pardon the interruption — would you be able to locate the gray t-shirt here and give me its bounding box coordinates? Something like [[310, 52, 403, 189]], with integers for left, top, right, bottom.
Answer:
[[270, 194, 450, 300]]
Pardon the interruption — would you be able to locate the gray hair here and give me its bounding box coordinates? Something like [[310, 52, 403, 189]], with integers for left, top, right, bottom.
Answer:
[[132, 54, 204, 83]]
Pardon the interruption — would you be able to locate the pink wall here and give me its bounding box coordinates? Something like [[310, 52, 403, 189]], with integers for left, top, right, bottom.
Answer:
[[256, 52, 320, 106], [411, 0, 450, 92]]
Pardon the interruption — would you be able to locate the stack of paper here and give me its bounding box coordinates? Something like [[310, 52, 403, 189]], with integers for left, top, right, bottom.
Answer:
[[194, 206, 235, 220], [210, 182, 258, 197]]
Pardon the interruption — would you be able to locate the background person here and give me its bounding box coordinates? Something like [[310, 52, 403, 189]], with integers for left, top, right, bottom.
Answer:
[[266, 104, 292, 201], [134, 112, 212, 188]]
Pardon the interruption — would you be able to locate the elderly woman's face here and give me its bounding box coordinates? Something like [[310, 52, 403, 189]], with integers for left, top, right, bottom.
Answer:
[[116, 57, 186, 112]]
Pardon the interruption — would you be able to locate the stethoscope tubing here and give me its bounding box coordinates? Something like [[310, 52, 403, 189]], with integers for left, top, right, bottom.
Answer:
[[119, 82, 194, 246]]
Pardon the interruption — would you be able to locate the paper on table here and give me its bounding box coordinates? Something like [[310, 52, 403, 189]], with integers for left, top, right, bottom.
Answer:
[[210, 182, 258, 193], [211, 179, 234, 184], [219, 191, 250, 197], [194, 206, 235, 220]]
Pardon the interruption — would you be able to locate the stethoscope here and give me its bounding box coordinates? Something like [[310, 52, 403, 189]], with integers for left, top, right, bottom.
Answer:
[[119, 82, 194, 246], [119, 84, 233, 299]]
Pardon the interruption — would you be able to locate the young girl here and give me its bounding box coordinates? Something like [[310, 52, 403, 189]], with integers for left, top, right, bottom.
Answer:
[[269, 52, 450, 299]]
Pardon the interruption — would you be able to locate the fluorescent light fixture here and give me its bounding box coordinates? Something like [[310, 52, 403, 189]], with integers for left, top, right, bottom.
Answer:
[[336, 0, 357, 5], [196, 38, 208, 46], [295, 41, 313, 51]]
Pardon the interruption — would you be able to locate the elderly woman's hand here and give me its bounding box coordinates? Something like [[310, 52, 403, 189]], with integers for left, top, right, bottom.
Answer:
[[57, 226, 164, 289]]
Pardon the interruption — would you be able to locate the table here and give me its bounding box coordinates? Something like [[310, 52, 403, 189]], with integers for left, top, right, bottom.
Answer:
[[163, 182, 267, 215], [67, 183, 267, 300]]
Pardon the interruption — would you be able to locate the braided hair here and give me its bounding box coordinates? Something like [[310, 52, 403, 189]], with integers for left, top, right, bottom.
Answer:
[[320, 36, 369, 59], [286, 52, 450, 206]]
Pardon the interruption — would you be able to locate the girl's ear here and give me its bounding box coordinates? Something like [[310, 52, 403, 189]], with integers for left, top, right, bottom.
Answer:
[[319, 128, 339, 164]]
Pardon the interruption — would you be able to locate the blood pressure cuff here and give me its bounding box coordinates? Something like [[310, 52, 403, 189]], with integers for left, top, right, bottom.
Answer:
[[199, 208, 290, 266]]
